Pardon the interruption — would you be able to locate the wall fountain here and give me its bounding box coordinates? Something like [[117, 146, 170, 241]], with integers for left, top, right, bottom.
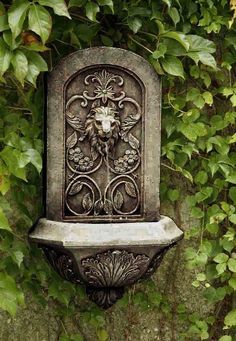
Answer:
[[29, 47, 183, 308]]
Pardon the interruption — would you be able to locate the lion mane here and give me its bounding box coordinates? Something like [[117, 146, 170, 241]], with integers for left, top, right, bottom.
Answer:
[[85, 111, 121, 160]]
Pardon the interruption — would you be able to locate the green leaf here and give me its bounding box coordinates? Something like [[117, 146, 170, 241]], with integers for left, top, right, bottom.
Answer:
[[97, 0, 114, 13], [206, 223, 219, 234], [229, 277, 236, 290], [11, 50, 28, 85], [28, 4, 52, 44], [0, 176, 10, 195], [228, 258, 236, 273], [224, 309, 236, 327], [219, 337, 232, 341], [167, 189, 179, 201], [168, 7, 180, 26], [191, 207, 204, 218], [187, 35, 215, 53], [152, 44, 167, 59], [194, 171, 208, 185], [0, 272, 24, 316], [202, 91, 213, 105], [127, 17, 142, 33], [8, 0, 30, 39], [226, 174, 236, 184], [0, 15, 9, 32], [1, 146, 28, 180], [216, 262, 227, 275], [97, 328, 109, 341], [161, 55, 184, 78], [162, 31, 189, 51], [229, 187, 236, 204], [38, 0, 71, 18], [3, 31, 20, 50], [229, 214, 236, 224], [196, 273, 206, 281], [0, 38, 12, 76], [178, 122, 207, 141], [0, 209, 11, 231], [21, 41, 49, 52], [230, 94, 236, 107], [162, 0, 171, 8], [213, 253, 229, 264], [24, 149, 42, 173], [188, 51, 217, 69], [12, 251, 24, 268], [25, 51, 48, 85], [187, 88, 205, 108], [85, 2, 100, 21], [68, 0, 87, 7], [100, 35, 113, 46]]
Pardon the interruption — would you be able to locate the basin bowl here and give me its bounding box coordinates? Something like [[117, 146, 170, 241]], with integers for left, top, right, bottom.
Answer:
[[29, 216, 183, 308]]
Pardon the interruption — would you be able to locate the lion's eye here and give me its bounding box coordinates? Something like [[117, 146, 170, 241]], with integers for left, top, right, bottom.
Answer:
[[95, 120, 102, 126]]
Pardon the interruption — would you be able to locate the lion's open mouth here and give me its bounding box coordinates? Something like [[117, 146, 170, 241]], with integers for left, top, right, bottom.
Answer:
[[99, 136, 110, 142]]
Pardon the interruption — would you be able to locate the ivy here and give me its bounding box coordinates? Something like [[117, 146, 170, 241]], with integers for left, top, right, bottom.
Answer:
[[0, 0, 236, 339]]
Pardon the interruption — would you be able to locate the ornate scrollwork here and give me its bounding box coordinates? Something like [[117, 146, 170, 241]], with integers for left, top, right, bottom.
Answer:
[[42, 247, 82, 284], [81, 250, 149, 287], [65, 67, 143, 218], [86, 287, 124, 309], [41, 246, 177, 309], [41, 246, 163, 309]]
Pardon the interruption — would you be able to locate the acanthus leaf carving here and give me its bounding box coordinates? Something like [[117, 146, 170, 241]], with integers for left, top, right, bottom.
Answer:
[[81, 250, 150, 287]]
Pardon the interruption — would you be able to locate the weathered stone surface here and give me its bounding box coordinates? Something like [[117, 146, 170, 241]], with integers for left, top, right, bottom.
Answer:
[[46, 47, 161, 222], [30, 216, 183, 247]]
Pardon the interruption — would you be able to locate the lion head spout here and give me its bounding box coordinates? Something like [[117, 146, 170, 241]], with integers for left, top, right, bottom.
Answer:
[[85, 106, 121, 160]]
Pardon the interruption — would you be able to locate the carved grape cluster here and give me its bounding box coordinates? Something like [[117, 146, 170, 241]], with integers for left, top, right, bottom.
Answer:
[[68, 147, 94, 171], [114, 149, 139, 173]]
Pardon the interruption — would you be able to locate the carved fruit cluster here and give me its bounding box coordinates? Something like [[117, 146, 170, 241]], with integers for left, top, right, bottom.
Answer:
[[114, 149, 139, 173], [68, 147, 94, 171]]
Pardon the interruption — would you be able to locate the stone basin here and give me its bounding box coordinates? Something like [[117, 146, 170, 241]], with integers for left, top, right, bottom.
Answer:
[[29, 216, 183, 308]]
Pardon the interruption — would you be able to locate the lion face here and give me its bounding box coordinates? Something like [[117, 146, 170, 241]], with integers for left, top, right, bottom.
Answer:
[[85, 106, 121, 159]]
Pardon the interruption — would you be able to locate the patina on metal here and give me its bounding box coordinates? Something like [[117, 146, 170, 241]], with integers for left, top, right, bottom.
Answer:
[[29, 47, 183, 308]]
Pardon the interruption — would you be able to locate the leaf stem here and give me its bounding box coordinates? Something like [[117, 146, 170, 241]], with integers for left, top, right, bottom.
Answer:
[[128, 35, 153, 54]]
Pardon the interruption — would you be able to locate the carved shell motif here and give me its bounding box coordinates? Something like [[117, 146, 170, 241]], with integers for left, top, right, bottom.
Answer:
[[81, 250, 149, 288]]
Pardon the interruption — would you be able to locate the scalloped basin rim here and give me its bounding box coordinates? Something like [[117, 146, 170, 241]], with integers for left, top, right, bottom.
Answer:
[[29, 215, 183, 247]]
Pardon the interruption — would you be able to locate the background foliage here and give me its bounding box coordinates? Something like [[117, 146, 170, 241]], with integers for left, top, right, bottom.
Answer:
[[0, 0, 236, 340]]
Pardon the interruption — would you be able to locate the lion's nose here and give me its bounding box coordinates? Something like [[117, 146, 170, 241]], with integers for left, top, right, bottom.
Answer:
[[102, 120, 111, 133]]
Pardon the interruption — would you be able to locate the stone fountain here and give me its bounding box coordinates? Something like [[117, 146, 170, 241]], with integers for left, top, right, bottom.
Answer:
[[29, 47, 183, 308]]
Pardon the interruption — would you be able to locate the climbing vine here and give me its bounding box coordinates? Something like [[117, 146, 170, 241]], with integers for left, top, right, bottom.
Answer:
[[0, 0, 236, 340]]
